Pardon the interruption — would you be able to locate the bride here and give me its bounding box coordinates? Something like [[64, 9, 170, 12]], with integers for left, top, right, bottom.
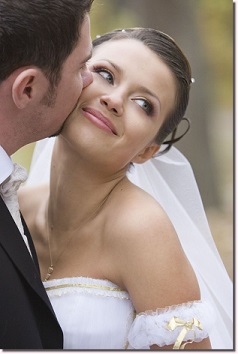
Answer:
[[19, 28, 232, 350]]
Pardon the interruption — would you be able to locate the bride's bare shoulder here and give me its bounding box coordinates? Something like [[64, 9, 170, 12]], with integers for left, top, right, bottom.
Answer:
[[107, 180, 174, 246]]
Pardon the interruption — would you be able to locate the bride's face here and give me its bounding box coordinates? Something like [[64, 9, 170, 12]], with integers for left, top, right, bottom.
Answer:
[[61, 38, 176, 169]]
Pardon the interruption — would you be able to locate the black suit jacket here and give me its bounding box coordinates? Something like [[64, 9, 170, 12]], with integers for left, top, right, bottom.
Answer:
[[0, 197, 63, 349]]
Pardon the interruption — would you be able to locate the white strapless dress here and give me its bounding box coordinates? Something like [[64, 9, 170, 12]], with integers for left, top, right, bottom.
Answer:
[[44, 277, 135, 349], [43, 277, 217, 350]]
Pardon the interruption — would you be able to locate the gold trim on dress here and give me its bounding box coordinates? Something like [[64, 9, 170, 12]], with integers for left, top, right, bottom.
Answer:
[[45, 282, 124, 292]]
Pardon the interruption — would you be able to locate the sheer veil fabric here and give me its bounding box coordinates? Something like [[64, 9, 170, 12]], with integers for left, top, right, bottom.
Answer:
[[27, 138, 233, 349]]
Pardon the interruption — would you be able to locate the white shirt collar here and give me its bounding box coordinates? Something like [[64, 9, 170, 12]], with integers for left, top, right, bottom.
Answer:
[[0, 145, 14, 184]]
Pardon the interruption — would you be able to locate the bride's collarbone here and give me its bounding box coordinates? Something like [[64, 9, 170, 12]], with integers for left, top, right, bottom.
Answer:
[[39, 227, 113, 282]]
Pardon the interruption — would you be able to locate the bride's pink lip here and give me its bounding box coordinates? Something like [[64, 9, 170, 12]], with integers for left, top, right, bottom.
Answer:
[[82, 107, 118, 135]]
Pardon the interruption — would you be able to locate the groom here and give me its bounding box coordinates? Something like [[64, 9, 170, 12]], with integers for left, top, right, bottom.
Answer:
[[0, 0, 94, 349]]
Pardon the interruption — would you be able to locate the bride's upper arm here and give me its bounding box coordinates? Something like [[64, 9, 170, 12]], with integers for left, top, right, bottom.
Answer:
[[114, 200, 200, 313]]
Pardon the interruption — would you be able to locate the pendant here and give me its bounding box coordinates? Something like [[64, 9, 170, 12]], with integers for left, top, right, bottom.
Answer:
[[45, 265, 54, 281]]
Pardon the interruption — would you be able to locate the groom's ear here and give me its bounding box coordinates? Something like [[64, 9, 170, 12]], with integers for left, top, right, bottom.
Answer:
[[12, 68, 47, 109], [132, 144, 160, 164]]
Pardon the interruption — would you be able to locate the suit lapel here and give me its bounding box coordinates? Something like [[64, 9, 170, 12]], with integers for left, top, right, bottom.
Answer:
[[0, 197, 55, 314]]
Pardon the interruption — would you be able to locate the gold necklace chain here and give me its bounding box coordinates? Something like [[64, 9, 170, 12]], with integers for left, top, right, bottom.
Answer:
[[44, 229, 54, 281], [44, 219, 76, 282]]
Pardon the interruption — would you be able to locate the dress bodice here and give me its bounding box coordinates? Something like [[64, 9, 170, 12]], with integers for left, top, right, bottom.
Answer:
[[44, 277, 135, 349]]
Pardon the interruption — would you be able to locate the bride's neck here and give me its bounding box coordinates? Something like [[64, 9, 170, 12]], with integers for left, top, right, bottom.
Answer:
[[47, 142, 127, 231]]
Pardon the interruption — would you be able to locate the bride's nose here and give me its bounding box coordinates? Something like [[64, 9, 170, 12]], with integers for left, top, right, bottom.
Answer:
[[100, 93, 124, 116]]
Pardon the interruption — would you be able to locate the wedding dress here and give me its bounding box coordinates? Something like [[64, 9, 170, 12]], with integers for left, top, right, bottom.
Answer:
[[43, 277, 215, 349], [26, 138, 233, 349]]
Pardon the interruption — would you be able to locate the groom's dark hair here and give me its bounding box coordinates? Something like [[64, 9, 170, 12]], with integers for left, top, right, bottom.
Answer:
[[0, 0, 94, 87]]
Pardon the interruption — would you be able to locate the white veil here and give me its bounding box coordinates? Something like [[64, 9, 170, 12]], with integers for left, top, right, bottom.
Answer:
[[27, 137, 233, 349]]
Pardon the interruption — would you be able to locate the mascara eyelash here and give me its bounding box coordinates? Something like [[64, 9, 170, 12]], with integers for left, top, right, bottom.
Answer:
[[92, 65, 114, 84], [92, 65, 111, 76], [133, 98, 154, 116]]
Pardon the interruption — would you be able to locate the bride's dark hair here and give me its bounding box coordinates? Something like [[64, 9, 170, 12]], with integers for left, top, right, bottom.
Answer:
[[93, 28, 192, 153]]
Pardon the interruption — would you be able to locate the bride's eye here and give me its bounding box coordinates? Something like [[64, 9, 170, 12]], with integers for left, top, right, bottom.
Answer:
[[134, 98, 153, 115], [93, 67, 114, 85]]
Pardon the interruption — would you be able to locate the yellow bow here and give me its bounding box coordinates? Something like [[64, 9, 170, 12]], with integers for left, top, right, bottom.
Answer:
[[166, 317, 203, 350]]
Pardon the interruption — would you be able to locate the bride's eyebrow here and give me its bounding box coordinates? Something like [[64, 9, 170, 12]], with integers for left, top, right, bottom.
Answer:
[[93, 59, 122, 75]]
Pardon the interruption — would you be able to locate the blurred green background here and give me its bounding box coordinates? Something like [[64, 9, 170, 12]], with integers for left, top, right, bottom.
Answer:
[[13, 0, 233, 279]]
